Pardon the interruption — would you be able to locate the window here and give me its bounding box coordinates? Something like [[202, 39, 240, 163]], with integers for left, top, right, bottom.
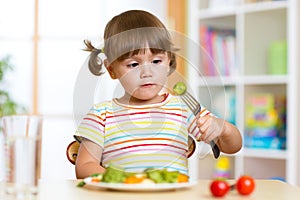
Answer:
[[0, 0, 167, 180]]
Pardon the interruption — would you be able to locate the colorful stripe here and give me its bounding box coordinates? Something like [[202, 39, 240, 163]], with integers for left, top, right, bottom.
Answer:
[[75, 94, 210, 175]]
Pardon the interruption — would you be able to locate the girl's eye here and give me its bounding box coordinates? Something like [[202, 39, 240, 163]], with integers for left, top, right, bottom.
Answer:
[[152, 59, 162, 64], [127, 62, 139, 68]]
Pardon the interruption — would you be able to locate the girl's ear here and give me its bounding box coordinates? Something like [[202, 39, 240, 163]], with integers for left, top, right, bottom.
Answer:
[[167, 58, 171, 73], [104, 60, 117, 79]]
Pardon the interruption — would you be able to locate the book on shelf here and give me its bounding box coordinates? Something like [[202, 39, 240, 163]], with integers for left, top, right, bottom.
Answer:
[[245, 93, 286, 150], [211, 87, 236, 125], [199, 25, 236, 77]]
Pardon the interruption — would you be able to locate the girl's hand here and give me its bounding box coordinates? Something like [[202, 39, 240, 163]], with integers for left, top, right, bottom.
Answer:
[[75, 138, 105, 179], [196, 115, 225, 143]]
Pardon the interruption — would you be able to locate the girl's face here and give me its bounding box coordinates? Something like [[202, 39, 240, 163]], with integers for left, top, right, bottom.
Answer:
[[107, 49, 170, 105]]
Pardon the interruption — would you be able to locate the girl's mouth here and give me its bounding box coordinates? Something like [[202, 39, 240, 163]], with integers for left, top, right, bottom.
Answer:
[[141, 83, 155, 87]]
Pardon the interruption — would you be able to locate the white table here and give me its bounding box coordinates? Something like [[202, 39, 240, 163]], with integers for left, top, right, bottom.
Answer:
[[33, 179, 300, 200]]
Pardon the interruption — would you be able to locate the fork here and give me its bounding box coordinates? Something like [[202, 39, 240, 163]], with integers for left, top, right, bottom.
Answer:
[[173, 83, 221, 159]]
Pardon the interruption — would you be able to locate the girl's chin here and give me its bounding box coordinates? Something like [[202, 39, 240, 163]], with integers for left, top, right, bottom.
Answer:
[[134, 94, 163, 103]]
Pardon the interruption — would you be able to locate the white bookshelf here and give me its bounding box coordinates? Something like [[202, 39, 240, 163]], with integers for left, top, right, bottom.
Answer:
[[187, 0, 299, 185]]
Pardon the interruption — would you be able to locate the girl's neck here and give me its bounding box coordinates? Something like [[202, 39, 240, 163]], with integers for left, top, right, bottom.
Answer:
[[116, 93, 168, 106]]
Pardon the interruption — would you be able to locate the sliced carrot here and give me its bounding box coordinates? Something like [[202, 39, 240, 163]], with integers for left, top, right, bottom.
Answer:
[[124, 176, 144, 184], [91, 178, 101, 182], [177, 174, 189, 183]]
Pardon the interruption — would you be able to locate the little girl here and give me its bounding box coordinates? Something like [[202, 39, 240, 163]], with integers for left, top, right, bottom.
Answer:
[[74, 10, 242, 179]]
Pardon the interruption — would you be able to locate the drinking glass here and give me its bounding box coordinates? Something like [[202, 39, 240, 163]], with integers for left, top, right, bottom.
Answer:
[[1, 115, 43, 198]]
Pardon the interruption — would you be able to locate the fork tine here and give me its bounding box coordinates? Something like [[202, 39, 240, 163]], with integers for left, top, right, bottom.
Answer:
[[182, 95, 197, 112], [186, 91, 198, 105], [187, 92, 201, 112], [182, 92, 201, 115], [181, 95, 192, 108]]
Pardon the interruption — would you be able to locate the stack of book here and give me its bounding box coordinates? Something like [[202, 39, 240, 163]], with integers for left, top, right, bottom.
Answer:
[[199, 26, 236, 76], [244, 93, 286, 149]]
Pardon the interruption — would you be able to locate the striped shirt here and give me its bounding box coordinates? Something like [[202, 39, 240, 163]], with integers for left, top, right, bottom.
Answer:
[[75, 93, 211, 175]]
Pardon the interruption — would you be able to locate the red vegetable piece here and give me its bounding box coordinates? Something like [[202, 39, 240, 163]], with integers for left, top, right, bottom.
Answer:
[[210, 179, 230, 197], [236, 175, 255, 195]]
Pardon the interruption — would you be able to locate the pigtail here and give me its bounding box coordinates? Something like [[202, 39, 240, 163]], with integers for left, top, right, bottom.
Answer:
[[83, 39, 105, 76]]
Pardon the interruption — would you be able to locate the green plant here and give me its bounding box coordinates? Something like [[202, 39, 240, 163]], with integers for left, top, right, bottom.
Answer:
[[0, 55, 26, 117]]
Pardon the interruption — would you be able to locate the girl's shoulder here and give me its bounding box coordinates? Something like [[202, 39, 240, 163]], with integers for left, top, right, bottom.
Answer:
[[93, 99, 113, 108], [90, 100, 116, 114]]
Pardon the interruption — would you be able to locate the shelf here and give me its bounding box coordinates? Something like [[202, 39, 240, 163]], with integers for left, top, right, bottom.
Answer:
[[243, 75, 288, 85], [188, 0, 298, 185], [198, 8, 237, 19], [196, 76, 238, 87], [242, 148, 287, 160], [197, 1, 288, 19], [243, 1, 288, 13], [195, 75, 287, 86]]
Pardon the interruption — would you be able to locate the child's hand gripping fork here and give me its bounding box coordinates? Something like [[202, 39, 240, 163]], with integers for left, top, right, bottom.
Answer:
[[173, 82, 220, 159]]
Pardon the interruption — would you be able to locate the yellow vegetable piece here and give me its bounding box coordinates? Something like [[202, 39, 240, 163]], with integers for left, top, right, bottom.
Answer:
[[177, 174, 189, 183], [91, 178, 101, 182], [124, 175, 144, 184]]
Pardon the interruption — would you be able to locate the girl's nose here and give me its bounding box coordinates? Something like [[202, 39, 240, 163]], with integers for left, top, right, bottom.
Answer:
[[140, 64, 152, 79]]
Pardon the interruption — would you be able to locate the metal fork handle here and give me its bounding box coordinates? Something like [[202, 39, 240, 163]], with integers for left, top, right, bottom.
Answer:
[[210, 140, 220, 159], [195, 115, 220, 158]]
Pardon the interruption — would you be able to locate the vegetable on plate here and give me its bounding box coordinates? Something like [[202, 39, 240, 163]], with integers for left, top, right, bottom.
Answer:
[[77, 166, 189, 187]]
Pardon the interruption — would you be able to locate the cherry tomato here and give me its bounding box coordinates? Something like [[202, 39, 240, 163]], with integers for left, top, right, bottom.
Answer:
[[210, 179, 230, 197], [236, 175, 255, 195]]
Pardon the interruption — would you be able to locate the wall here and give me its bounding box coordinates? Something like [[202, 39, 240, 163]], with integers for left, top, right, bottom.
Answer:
[[297, 0, 300, 187], [0, 0, 167, 180]]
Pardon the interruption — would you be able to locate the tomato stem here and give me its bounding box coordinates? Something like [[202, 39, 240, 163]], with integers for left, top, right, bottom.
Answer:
[[230, 184, 235, 191]]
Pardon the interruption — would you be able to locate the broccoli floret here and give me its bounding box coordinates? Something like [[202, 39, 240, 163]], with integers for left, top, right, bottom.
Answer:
[[162, 170, 179, 183], [147, 170, 164, 183], [102, 166, 126, 183], [146, 169, 180, 183]]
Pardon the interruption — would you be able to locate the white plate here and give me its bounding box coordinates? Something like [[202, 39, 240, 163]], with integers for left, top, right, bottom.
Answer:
[[83, 177, 197, 192]]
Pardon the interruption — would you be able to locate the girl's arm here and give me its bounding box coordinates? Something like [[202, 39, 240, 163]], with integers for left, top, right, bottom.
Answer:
[[75, 138, 105, 179], [197, 115, 242, 154]]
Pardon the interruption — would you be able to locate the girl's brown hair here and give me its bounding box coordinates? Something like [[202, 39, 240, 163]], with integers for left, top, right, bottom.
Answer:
[[84, 10, 177, 76]]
